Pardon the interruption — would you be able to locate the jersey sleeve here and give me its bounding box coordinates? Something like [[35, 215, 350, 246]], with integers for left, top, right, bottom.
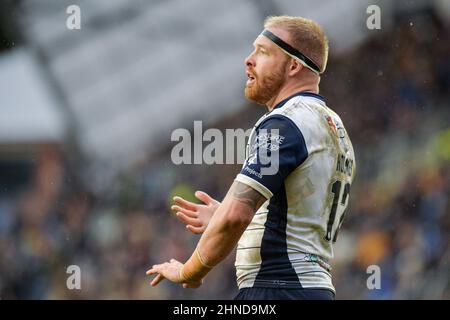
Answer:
[[235, 115, 308, 199]]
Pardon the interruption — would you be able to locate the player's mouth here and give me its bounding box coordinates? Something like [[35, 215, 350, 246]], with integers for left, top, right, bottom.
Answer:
[[246, 71, 256, 86]]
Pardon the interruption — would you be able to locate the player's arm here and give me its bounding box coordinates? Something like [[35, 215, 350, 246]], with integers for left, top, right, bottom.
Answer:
[[146, 180, 266, 287], [181, 181, 266, 278], [147, 115, 306, 287]]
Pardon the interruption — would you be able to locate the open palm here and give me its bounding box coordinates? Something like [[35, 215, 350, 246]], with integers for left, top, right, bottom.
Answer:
[[171, 191, 220, 234]]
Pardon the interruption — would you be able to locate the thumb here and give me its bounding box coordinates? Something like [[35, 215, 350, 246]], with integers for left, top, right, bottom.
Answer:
[[195, 191, 214, 205]]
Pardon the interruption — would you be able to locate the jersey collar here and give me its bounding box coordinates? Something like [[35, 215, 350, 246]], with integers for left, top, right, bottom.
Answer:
[[272, 91, 325, 110]]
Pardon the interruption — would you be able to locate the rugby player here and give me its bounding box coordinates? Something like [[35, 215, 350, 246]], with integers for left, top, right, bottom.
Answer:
[[146, 15, 356, 300]]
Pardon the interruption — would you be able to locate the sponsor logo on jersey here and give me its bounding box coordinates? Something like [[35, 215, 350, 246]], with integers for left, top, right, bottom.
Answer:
[[326, 115, 338, 135], [325, 116, 349, 152]]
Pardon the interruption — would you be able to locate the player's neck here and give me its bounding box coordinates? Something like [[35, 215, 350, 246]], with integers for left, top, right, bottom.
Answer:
[[266, 82, 319, 111]]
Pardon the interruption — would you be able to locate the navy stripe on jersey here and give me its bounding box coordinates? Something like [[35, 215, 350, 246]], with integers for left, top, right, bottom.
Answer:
[[253, 183, 301, 287], [237, 97, 310, 288], [239, 115, 308, 196]]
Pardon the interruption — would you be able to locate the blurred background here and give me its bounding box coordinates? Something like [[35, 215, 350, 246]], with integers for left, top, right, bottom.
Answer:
[[0, 0, 449, 299]]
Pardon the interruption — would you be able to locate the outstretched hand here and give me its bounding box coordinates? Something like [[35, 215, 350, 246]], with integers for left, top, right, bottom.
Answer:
[[146, 259, 202, 289], [171, 191, 220, 234]]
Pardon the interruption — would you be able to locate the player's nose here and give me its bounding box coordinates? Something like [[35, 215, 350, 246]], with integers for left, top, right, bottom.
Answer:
[[245, 51, 255, 68]]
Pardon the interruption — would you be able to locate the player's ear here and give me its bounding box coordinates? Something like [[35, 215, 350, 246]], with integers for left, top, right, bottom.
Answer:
[[288, 58, 303, 76]]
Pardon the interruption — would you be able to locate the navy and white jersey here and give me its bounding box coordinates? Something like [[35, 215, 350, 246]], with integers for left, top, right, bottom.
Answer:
[[234, 92, 356, 292]]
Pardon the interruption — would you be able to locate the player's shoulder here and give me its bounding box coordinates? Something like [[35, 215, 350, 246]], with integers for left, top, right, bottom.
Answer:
[[263, 93, 353, 155], [264, 93, 333, 137]]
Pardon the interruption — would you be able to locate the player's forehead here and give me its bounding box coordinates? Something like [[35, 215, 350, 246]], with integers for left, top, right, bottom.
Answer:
[[252, 34, 277, 50], [253, 27, 292, 52]]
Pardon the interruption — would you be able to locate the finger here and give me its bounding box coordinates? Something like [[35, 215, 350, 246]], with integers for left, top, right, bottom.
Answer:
[[146, 268, 157, 275], [186, 225, 205, 235], [150, 274, 165, 286], [173, 196, 197, 211], [176, 212, 202, 227], [195, 191, 214, 205], [150, 263, 167, 273], [146, 265, 160, 275], [171, 205, 198, 218]]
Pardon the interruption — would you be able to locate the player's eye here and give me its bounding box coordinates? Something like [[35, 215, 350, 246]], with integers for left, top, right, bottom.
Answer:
[[258, 48, 268, 55]]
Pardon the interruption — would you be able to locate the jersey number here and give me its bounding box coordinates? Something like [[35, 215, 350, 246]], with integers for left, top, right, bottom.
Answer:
[[325, 180, 351, 242]]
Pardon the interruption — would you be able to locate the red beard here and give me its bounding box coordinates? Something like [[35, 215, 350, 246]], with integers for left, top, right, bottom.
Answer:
[[244, 61, 288, 105]]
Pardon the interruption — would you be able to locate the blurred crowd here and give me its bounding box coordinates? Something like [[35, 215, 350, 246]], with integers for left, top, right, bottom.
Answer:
[[0, 8, 449, 299]]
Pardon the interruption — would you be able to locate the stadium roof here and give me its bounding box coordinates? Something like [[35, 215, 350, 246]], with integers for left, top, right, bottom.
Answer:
[[0, 49, 66, 144]]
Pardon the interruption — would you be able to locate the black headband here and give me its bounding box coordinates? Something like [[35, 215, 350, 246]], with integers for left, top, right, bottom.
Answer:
[[261, 29, 321, 74]]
